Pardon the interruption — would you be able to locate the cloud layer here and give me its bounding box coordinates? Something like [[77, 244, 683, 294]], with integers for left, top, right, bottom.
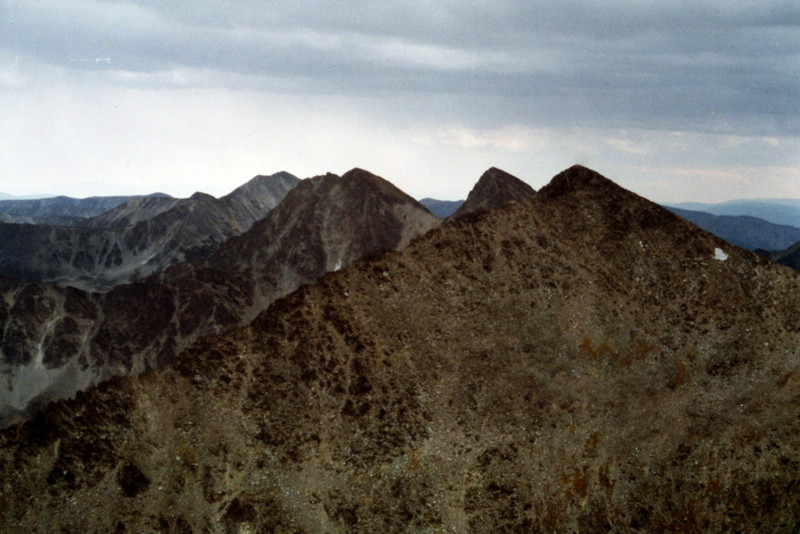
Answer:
[[1, 1, 798, 201]]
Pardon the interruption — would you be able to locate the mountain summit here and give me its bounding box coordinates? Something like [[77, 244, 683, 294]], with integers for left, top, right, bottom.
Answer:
[[451, 167, 535, 218], [1, 166, 797, 531], [538, 164, 622, 199]]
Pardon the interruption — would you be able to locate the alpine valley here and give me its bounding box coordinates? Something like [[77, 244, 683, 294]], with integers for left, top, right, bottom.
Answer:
[[0, 166, 798, 532]]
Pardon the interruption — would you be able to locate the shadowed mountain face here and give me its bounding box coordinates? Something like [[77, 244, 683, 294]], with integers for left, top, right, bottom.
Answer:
[[0, 173, 299, 290], [758, 240, 800, 271], [450, 167, 535, 218], [0, 169, 439, 427], [1, 166, 797, 532]]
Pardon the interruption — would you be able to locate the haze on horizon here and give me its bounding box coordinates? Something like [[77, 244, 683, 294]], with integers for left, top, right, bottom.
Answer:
[[1, 1, 798, 203]]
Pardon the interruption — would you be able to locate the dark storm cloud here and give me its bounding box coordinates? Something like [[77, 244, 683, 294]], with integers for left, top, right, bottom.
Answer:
[[3, 0, 798, 133]]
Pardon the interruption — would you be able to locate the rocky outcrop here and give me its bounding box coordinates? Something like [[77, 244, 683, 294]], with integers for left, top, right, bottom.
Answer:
[[1, 165, 797, 532]]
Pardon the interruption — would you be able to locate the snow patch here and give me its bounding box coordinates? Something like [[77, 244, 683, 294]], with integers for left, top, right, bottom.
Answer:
[[714, 248, 728, 261]]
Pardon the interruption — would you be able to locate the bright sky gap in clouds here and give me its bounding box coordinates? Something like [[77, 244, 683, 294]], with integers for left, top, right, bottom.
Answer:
[[1, 1, 798, 202]]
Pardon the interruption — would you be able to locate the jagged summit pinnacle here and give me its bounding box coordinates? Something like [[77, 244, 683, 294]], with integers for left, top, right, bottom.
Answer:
[[450, 167, 536, 219]]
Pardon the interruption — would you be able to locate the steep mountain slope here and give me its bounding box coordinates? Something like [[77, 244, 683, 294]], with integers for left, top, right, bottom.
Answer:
[[450, 167, 535, 218], [419, 198, 463, 218], [0, 169, 439, 427], [0, 194, 167, 224], [0, 173, 299, 290], [1, 166, 797, 532], [667, 207, 800, 251]]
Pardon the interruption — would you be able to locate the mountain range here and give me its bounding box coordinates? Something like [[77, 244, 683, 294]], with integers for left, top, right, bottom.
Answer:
[[0, 169, 438, 427], [664, 207, 800, 251], [0, 194, 166, 225], [0, 173, 298, 290], [0, 165, 797, 532], [667, 198, 800, 228]]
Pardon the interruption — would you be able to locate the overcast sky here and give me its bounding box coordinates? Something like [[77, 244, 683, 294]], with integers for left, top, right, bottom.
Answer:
[[1, 1, 798, 202]]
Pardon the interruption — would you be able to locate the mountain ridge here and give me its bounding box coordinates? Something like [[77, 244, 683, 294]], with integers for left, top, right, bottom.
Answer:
[[0, 169, 439, 427], [0, 172, 300, 290], [1, 165, 797, 531]]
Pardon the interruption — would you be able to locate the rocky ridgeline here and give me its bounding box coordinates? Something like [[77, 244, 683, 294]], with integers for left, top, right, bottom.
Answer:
[[0, 166, 797, 532], [0, 169, 439, 428], [0, 173, 300, 290]]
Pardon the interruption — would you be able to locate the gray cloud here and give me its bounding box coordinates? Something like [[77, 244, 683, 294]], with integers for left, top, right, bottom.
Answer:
[[1, 0, 798, 200]]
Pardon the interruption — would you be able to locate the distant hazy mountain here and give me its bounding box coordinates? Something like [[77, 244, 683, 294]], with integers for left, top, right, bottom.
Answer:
[[419, 198, 464, 218], [2, 166, 798, 531], [0, 173, 299, 290], [0, 194, 170, 225], [0, 192, 54, 200], [667, 199, 800, 228], [666, 207, 800, 251], [0, 213, 86, 226]]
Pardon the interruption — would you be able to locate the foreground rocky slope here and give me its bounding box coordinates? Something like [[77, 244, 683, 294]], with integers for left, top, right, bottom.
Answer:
[[0, 173, 299, 290], [0, 169, 438, 427], [1, 166, 797, 532]]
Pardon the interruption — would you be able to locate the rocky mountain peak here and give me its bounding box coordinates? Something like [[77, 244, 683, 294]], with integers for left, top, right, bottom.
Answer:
[[233, 168, 440, 275], [189, 191, 216, 202], [538, 164, 621, 199], [224, 172, 299, 197], [338, 168, 417, 201], [450, 166, 535, 218]]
